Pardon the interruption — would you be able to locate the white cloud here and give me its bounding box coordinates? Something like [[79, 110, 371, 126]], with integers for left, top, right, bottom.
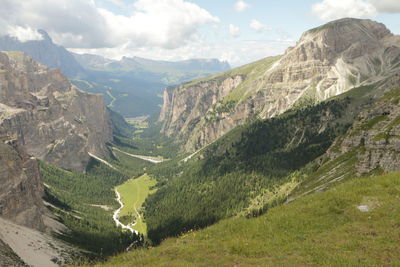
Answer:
[[312, 0, 378, 21], [234, 1, 250, 12], [0, 0, 219, 50], [5, 26, 44, 42], [229, 24, 241, 38], [369, 0, 400, 13], [250, 20, 271, 33], [310, 0, 400, 21]]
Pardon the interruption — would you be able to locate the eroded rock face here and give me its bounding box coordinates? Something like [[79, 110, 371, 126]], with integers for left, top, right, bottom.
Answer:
[[160, 18, 400, 152], [0, 51, 112, 171], [0, 135, 45, 231], [327, 80, 400, 175]]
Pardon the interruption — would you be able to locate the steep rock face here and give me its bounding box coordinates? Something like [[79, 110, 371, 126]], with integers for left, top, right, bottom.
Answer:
[[0, 135, 45, 231], [328, 80, 400, 175], [160, 18, 400, 152], [0, 51, 112, 171], [0, 30, 85, 77]]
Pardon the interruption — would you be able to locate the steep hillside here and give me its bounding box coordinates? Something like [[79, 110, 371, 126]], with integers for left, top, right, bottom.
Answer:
[[160, 18, 400, 152], [141, 67, 400, 244], [292, 77, 400, 199], [143, 94, 364, 243], [0, 51, 112, 171], [0, 30, 85, 77], [0, 135, 81, 266], [92, 172, 400, 267]]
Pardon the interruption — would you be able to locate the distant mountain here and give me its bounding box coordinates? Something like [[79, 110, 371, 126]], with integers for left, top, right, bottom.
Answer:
[[0, 30, 85, 77], [72, 53, 114, 69], [73, 53, 231, 85], [0, 29, 230, 118]]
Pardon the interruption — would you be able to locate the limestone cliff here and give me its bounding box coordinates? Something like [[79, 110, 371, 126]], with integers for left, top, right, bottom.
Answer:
[[0, 135, 45, 231], [0, 51, 112, 171], [160, 18, 400, 152]]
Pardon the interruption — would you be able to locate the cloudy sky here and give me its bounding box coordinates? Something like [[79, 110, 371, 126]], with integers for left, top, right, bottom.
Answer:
[[1, 0, 400, 66]]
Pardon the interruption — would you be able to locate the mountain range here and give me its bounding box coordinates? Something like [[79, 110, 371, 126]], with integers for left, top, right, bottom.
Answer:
[[0, 30, 230, 117], [73, 53, 230, 85], [0, 17, 400, 266]]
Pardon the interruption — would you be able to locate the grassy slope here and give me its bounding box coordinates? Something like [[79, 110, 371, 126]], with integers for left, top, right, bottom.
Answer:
[[91, 172, 400, 267], [116, 174, 157, 234], [183, 56, 281, 104]]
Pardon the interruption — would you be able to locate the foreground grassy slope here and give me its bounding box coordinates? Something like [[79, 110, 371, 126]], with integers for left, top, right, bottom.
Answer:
[[92, 172, 400, 266], [116, 174, 157, 234]]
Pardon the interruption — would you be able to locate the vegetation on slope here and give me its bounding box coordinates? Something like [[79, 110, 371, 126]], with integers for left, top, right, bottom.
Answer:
[[143, 96, 363, 243], [41, 160, 141, 257], [112, 122, 180, 159], [92, 172, 400, 267], [41, 111, 165, 259], [184, 56, 281, 104]]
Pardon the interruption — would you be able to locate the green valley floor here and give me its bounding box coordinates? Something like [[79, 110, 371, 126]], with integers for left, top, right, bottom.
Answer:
[[116, 174, 157, 234], [87, 172, 400, 267]]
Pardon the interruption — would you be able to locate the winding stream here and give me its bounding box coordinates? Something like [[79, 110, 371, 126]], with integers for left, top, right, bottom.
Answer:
[[111, 151, 162, 237], [112, 189, 138, 235]]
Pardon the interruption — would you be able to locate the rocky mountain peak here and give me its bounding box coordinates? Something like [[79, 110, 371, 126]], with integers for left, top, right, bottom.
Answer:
[[0, 31, 85, 77], [37, 29, 52, 42], [285, 18, 393, 64], [159, 19, 400, 152], [305, 18, 391, 39]]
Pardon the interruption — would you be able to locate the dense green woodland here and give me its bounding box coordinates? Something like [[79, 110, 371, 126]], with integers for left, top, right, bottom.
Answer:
[[40, 155, 148, 259]]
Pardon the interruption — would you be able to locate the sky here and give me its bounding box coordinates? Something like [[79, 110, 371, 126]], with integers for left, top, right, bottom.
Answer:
[[1, 0, 400, 66]]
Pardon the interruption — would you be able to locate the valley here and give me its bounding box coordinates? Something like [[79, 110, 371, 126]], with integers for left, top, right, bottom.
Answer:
[[115, 174, 158, 235], [0, 13, 400, 267]]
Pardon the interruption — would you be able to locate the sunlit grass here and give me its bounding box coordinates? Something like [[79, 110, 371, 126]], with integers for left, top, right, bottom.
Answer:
[[116, 174, 157, 235], [92, 172, 400, 266]]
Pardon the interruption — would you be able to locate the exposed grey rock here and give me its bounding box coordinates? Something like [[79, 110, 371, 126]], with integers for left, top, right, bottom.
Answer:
[[0, 51, 112, 171], [160, 18, 400, 152], [0, 135, 45, 231], [327, 74, 400, 175]]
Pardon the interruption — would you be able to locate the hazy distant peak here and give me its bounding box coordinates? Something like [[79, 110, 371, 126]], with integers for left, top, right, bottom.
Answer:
[[37, 29, 52, 42]]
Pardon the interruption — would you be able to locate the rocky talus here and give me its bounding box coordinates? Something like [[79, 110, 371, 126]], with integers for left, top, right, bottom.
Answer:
[[160, 18, 400, 152], [0, 51, 112, 171]]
